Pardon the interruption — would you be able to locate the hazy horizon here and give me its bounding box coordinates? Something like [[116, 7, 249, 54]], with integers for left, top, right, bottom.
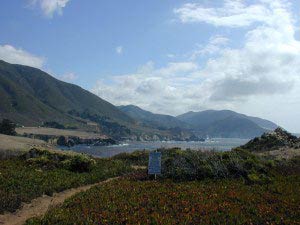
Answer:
[[1, 0, 300, 132]]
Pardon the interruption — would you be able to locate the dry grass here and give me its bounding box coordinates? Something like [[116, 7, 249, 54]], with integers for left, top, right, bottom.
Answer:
[[0, 134, 46, 150], [16, 127, 105, 139], [0, 134, 50, 159], [257, 147, 300, 160], [0, 134, 75, 159]]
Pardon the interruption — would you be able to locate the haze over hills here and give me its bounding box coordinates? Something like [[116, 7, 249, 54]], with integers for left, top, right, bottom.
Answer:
[[119, 106, 279, 139], [0, 60, 279, 140], [118, 105, 189, 130], [177, 110, 278, 138], [177, 110, 277, 130]]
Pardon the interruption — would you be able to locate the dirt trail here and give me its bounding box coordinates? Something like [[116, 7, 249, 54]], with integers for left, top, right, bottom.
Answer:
[[0, 177, 118, 225]]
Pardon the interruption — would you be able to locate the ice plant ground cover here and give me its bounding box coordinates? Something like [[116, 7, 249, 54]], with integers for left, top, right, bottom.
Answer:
[[26, 171, 300, 225], [26, 150, 300, 225]]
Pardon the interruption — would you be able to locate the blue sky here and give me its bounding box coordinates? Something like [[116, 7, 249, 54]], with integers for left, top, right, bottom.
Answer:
[[1, 0, 214, 88], [1, 0, 300, 132]]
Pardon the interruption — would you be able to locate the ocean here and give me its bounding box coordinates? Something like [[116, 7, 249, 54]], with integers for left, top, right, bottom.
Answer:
[[61, 138, 250, 158]]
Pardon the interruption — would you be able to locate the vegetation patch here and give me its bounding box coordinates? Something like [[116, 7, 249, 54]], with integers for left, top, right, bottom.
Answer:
[[42, 121, 66, 129], [113, 148, 274, 183], [0, 149, 133, 213], [162, 148, 273, 183], [0, 119, 16, 136], [26, 171, 300, 225], [112, 150, 149, 166]]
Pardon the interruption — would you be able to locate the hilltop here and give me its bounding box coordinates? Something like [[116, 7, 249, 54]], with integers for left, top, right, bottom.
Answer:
[[240, 128, 300, 154]]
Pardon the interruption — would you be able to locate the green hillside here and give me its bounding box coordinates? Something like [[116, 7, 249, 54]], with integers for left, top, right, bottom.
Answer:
[[0, 60, 134, 133]]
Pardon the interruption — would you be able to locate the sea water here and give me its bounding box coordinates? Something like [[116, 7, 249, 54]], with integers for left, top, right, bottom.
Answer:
[[62, 138, 249, 158]]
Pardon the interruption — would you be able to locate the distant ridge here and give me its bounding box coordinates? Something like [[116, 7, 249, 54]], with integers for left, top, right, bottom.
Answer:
[[120, 106, 279, 139], [118, 105, 188, 129], [177, 110, 278, 139], [177, 110, 277, 131]]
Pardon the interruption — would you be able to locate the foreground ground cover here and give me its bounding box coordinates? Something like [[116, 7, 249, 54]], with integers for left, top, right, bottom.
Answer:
[[0, 149, 132, 213], [27, 150, 300, 225], [27, 172, 300, 225]]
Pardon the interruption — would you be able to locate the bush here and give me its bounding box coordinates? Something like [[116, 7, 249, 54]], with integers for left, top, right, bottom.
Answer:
[[57, 136, 67, 146], [0, 190, 22, 213], [62, 155, 96, 173], [0, 119, 16, 136], [112, 150, 149, 166], [113, 148, 271, 182], [42, 121, 65, 129], [158, 148, 271, 182], [23, 148, 95, 172]]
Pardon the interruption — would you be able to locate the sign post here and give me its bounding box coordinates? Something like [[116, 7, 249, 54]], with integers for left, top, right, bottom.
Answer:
[[148, 151, 161, 179]]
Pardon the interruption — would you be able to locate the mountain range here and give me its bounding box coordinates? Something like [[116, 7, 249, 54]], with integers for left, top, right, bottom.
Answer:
[[118, 105, 277, 139], [0, 60, 278, 140]]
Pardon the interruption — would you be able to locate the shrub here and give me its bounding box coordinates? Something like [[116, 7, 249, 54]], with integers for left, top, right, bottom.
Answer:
[[26, 156, 53, 169], [42, 121, 65, 129], [113, 148, 271, 181], [158, 148, 271, 182], [0, 190, 22, 213], [57, 136, 67, 146], [112, 150, 149, 166], [22, 148, 95, 172], [0, 119, 16, 136], [62, 155, 96, 173]]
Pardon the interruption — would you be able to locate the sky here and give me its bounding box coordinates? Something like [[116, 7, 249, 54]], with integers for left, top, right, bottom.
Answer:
[[0, 0, 300, 132]]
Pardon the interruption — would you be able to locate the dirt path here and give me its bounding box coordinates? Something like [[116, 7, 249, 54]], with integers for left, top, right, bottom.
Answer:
[[0, 177, 119, 225]]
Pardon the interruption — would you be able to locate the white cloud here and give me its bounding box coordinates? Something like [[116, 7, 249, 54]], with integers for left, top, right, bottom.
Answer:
[[156, 62, 198, 77], [29, 0, 70, 18], [116, 46, 123, 55], [61, 72, 78, 82], [189, 35, 229, 59], [92, 0, 300, 131], [174, 0, 280, 28], [91, 61, 199, 115], [167, 54, 175, 58], [0, 44, 45, 68]]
